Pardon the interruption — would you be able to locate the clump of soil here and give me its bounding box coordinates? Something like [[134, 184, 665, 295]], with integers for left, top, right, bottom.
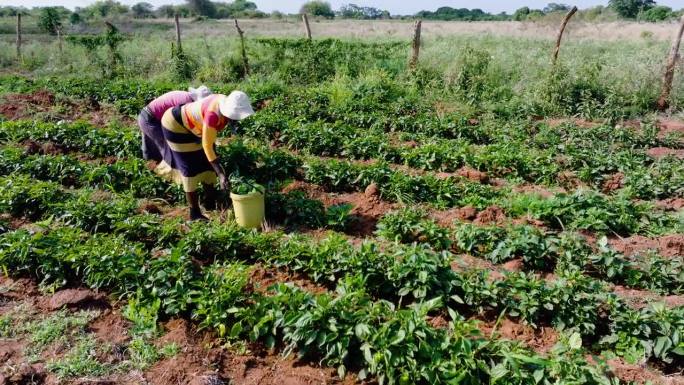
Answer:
[[0, 90, 56, 120], [557, 170, 584, 190], [647, 147, 684, 159], [221, 354, 355, 385], [476, 318, 559, 355], [512, 184, 561, 199], [364, 183, 379, 197], [501, 259, 524, 273], [431, 205, 477, 227], [656, 198, 684, 211], [89, 309, 131, 346], [613, 285, 684, 309], [602, 172, 624, 193], [139, 201, 163, 215], [609, 235, 684, 258], [456, 167, 489, 183], [473, 206, 506, 225], [658, 119, 684, 139], [249, 264, 328, 295], [146, 319, 224, 385], [427, 314, 449, 329], [606, 358, 684, 385], [42, 288, 108, 311]]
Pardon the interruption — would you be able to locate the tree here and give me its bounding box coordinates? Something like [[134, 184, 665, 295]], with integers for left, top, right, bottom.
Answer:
[[38, 7, 63, 35], [70, 12, 82, 24], [81, 1, 129, 18], [156, 5, 176, 18], [543, 3, 570, 13], [186, 0, 216, 17], [300, 1, 334, 19], [643, 5, 673, 21], [131, 2, 155, 18], [608, 0, 655, 18], [513, 6, 530, 21], [339, 3, 387, 19], [215, 0, 259, 18]]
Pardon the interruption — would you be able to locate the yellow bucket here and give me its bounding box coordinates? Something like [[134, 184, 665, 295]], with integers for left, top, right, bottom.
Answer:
[[230, 190, 265, 229]]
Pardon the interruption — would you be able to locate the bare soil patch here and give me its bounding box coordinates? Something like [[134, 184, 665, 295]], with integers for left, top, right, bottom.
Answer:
[[658, 119, 684, 140], [602, 172, 624, 193], [656, 198, 684, 211], [647, 147, 684, 159], [609, 235, 684, 258], [475, 317, 559, 355], [0, 90, 133, 126], [473, 206, 506, 225]]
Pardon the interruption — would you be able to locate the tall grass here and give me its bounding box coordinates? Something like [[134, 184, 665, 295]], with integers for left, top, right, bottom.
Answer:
[[0, 17, 682, 118]]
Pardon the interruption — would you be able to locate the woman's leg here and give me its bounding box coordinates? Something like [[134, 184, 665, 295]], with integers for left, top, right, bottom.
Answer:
[[202, 183, 217, 211], [187, 191, 207, 221]]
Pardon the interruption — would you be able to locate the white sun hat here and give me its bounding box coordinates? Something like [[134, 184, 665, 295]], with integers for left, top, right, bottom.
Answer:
[[219, 91, 255, 121], [188, 85, 212, 101]]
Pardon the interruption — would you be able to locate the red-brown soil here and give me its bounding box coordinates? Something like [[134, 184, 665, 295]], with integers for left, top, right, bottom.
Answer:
[[0, 274, 358, 385], [475, 317, 559, 355], [612, 285, 684, 309], [512, 184, 563, 199], [605, 356, 684, 384], [430, 205, 477, 227], [647, 147, 684, 159], [455, 167, 489, 183], [602, 172, 624, 193], [473, 206, 506, 225], [281, 180, 398, 237], [656, 198, 684, 211], [0, 90, 133, 126], [249, 263, 328, 295], [609, 234, 684, 258], [658, 119, 684, 140]]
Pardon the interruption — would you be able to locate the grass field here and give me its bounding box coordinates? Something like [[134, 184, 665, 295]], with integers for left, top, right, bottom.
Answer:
[[0, 17, 683, 385]]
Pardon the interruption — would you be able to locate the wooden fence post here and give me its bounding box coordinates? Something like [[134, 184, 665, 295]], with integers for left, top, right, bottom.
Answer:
[[234, 19, 250, 76], [57, 25, 63, 54], [409, 20, 422, 69], [657, 15, 684, 111], [552, 6, 578, 65], [16, 14, 21, 61], [174, 13, 182, 51], [302, 13, 312, 40]]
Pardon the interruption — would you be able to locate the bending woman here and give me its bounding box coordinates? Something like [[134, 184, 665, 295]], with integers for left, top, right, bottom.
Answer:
[[157, 91, 255, 220], [138, 86, 212, 161]]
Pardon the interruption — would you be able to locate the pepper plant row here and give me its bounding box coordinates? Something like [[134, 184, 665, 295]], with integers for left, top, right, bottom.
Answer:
[[0, 185, 621, 384], [1, 173, 682, 372], [1, 120, 680, 236]]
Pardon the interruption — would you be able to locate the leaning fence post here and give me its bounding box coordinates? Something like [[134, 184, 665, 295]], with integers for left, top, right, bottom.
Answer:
[[302, 13, 312, 40], [552, 6, 578, 65], [16, 14, 22, 61], [234, 19, 250, 76], [409, 20, 422, 69], [174, 13, 182, 51], [657, 15, 684, 111]]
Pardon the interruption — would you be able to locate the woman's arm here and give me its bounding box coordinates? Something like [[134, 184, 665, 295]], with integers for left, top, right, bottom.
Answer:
[[202, 124, 228, 190], [202, 124, 218, 162]]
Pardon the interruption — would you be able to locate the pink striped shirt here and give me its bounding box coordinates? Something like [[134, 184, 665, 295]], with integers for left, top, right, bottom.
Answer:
[[146, 91, 194, 121]]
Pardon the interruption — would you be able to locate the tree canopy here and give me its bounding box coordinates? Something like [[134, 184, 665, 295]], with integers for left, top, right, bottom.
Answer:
[[608, 0, 656, 18], [300, 1, 335, 19]]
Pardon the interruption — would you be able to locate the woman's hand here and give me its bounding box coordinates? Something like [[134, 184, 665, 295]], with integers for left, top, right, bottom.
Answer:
[[210, 159, 229, 191]]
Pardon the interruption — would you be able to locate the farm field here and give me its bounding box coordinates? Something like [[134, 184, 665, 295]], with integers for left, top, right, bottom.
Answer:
[[1, 16, 684, 385]]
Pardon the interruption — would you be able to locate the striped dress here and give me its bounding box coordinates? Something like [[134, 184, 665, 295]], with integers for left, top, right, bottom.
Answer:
[[157, 94, 229, 192]]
